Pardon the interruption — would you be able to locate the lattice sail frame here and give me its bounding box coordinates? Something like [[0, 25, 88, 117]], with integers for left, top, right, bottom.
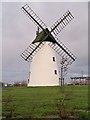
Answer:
[[21, 42, 45, 62], [50, 10, 74, 36], [21, 4, 77, 66], [48, 37, 76, 65], [21, 4, 47, 30]]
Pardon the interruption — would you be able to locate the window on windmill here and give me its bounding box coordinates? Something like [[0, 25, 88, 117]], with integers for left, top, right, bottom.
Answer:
[[28, 79, 29, 83], [53, 57, 56, 62], [54, 70, 57, 75]]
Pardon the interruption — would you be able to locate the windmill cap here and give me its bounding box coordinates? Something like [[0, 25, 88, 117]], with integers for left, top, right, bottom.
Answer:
[[32, 28, 57, 44]]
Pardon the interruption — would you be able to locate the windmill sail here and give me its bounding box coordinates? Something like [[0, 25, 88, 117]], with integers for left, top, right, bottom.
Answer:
[[21, 4, 48, 61], [21, 42, 45, 62], [21, 4, 76, 65], [21, 4, 47, 30], [50, 10, 74, 36], [20, 28, 56, 62], [48, 37, 77, 65]]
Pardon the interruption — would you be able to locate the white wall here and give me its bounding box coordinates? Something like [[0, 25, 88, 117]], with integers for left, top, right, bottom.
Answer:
[[28, 42, 60, 86]]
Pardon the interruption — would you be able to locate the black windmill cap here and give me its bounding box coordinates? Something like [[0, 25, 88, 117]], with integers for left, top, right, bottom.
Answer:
[[32, 28, 57, 44]]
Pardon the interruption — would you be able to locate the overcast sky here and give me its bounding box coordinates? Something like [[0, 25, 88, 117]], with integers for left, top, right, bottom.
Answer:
[[2, 2, 88, 83]]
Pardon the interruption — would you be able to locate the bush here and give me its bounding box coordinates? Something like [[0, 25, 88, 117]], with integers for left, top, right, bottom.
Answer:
[[56, 87, 74, 119]]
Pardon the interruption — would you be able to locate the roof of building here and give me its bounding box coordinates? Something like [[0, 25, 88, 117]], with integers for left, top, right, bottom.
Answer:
[[32, 28, 57, 44], [71, 76, 90, 80]]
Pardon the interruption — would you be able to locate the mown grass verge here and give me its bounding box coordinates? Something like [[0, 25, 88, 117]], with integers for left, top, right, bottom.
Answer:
[[2, 85, 89, 120]]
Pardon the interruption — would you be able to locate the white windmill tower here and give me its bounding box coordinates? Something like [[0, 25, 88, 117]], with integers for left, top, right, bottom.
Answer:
[[21, 4, 77, 86]]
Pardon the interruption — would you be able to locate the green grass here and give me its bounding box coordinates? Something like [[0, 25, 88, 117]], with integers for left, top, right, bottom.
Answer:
[[2, 85, 89, 119], [0, 88, 2, 118]]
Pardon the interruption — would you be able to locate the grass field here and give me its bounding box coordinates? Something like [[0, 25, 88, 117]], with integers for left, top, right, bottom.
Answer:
[[2, 85, 89, 120]]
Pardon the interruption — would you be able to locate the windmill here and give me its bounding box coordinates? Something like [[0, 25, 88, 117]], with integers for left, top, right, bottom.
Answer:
[[21, 4, 77, 86]]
